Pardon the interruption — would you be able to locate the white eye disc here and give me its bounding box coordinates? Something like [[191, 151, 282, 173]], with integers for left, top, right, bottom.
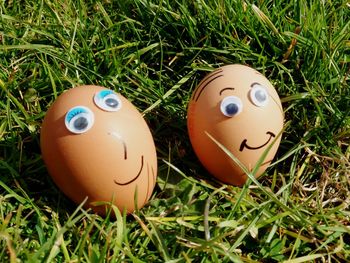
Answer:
[[220, 96, 243, 117], [250, 83, 269, 107], [65, 106, 94, 134], [94, 89, 122, 112]]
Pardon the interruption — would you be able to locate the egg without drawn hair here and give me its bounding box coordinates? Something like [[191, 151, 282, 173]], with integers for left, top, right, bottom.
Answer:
[[187, 64, 284, 186], [40, 85, 157, 215]]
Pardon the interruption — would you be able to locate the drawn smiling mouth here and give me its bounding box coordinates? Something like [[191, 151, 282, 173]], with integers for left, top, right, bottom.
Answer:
[[239, 132, 275, 152], [114, 155, 144, 185]]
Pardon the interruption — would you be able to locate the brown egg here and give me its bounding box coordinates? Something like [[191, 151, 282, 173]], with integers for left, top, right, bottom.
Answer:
[[187, 64, 284, 186], [40, 85, 157, 214]]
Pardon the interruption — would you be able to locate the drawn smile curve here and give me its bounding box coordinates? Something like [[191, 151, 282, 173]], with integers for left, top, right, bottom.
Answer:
[[239, 132, 275, 152], [114, 155, 144, 185]]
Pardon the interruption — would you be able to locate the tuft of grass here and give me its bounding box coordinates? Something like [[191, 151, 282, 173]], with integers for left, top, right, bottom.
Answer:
[[0, 0, 350, 262]]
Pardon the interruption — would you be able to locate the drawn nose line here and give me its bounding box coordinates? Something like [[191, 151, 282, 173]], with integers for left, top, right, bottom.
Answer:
[[108, 132, 127, 159]]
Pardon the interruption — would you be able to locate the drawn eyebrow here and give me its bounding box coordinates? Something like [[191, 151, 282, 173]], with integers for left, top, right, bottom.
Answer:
[[250, 82, 260, 88], [219, 87, 235, 95], [192, 69, 223, 101]]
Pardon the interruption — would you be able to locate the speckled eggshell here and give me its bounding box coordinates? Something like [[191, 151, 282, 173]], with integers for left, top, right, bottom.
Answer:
[[187, 64, 284, 186], [40, 85, 157, 215]]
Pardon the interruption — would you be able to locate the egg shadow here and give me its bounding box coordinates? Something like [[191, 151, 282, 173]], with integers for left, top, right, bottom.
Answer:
[[146, 102, 225, 202]]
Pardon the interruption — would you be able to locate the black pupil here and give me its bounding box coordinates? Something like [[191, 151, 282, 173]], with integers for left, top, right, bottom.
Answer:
[[105, 98, 119, 108], [73, 116, 88, 130], [255, 90, 266, 102], [226, 103, 239, 116]]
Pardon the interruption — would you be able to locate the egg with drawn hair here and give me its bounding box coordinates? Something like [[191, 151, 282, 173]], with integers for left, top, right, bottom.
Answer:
[[40, 85, 157, 215], [187, 64, 284, 186]]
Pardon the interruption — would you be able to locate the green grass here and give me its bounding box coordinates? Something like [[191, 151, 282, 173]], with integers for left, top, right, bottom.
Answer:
[[1, 0, 350, 262]]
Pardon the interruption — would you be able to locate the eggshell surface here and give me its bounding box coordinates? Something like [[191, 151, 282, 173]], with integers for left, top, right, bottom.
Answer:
[[187, 64, 284, 186], [40, 85, 157, 214]]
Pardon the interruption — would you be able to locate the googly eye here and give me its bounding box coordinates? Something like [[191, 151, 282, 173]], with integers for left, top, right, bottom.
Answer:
[[250, 83, 269, 107], [220, 96, 243, 117], [94, 90, 122, 112], [65, 106, 94, 134]]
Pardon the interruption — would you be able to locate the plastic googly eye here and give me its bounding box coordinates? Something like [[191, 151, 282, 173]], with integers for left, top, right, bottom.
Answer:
[[250, 83, 269, 107], [65, 106, 94, 134], [220, 96, 243, 117], [94, 90, 122, 112]]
